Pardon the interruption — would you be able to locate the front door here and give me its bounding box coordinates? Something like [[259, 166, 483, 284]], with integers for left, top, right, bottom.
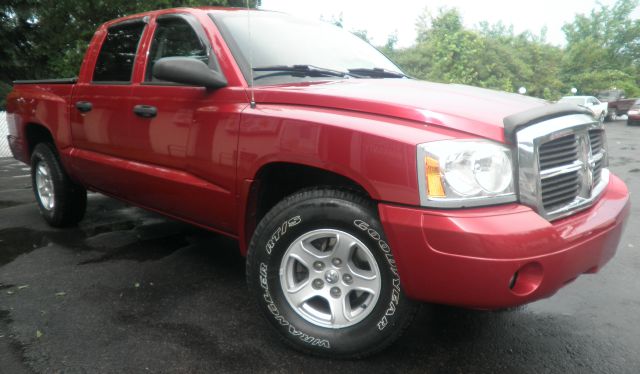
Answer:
[[125, 14, 239, 232]]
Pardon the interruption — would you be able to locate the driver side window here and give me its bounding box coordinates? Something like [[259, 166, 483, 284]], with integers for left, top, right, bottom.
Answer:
[[146, 16, 209, 82]]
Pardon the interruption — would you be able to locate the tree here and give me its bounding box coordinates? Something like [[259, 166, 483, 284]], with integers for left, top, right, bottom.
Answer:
[[396, 8, 483, 84], [387, 8, 564, 99], [561, 0, 640, 95], [351, 29, 370, 43], [378, 1, 638, 101], [0, 0, 260, 109]]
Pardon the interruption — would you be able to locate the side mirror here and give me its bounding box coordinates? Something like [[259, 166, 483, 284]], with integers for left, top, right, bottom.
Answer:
[[153, 57, 227, 89]]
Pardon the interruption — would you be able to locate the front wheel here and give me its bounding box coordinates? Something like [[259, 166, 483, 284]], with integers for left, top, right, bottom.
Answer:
[[246, 188, 417, 358]]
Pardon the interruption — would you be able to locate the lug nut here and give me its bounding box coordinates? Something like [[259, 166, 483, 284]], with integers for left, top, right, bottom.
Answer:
[[332, 258, 342, 267], [343, 274, 353, 284], [330, 287, 341, 298], [313, 261, 325, 271], [312, 279, 324, 290]]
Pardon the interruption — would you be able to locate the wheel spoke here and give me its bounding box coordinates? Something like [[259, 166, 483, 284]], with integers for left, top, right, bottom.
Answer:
[[328, 294, 351, 325], [332, 233, 355, 261], [288, 241, 322, 269], [286, 280, 317, 307], [349, 272, 379, 294]]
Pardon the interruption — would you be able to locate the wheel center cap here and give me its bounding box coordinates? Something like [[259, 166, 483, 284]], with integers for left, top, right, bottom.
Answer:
[[324, 270, 339, 284]]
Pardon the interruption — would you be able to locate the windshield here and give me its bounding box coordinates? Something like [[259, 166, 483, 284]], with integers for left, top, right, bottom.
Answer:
[[210, 11, 403, 86], [559, 97, 585, 105]]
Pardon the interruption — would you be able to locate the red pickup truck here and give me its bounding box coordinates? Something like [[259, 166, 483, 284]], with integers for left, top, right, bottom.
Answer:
[[5, 7, 630, 358], [597, 89, 638, 121]]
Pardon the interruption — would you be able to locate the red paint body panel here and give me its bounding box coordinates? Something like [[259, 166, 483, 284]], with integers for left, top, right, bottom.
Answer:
[[379, 175, 629, 309], [5, 7, 631, 310], [250, 80, 548, 144], [6, 84, 75, 163]]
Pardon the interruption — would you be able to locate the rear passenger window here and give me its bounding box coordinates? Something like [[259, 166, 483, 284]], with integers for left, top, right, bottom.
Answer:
[[93, 22, 146, 82], [146, 17, 209, 82]]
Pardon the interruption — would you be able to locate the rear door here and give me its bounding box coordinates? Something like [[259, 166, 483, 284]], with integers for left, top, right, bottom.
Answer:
[[69, 19, 148, 194]]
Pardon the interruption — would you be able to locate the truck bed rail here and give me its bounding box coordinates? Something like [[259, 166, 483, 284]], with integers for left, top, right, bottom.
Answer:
[[12, 78, 78, 85]]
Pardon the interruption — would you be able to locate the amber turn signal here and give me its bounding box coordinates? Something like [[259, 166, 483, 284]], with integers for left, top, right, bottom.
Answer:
[[425, 156, 445, 198]]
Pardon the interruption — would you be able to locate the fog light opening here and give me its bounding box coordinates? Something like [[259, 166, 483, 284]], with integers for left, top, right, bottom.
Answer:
[[509, 271, 519, 290], [509, 262, 543, 296]]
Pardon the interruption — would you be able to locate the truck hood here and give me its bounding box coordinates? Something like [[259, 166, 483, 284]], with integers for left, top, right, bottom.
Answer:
[[253, 79, 550, 142]]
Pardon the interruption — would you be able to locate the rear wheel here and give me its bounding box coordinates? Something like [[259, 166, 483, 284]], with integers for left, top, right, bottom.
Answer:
[[246, 188, 417, 358], [30, 143, 87, 227]]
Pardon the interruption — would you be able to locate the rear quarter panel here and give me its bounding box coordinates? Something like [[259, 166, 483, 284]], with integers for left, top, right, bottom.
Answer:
[[6, 84, 74, 164]]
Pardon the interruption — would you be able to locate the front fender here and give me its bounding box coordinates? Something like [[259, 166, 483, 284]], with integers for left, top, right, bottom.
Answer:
[[236, 104, 462, 206]]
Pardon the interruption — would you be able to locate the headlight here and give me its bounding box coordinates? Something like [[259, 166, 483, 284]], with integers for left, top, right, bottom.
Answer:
[[417, 139, 516, 208]]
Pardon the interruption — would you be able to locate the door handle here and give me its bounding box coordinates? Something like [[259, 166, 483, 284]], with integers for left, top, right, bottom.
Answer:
[[133, 105, 157, 118], [75, 101, 93, 113]]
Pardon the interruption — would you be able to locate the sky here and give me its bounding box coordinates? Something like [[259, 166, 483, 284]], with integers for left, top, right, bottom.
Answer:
[[259, 0, 639, 47]]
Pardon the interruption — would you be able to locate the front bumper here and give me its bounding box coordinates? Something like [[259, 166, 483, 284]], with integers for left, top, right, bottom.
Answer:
[[379, 174, 630, 309]]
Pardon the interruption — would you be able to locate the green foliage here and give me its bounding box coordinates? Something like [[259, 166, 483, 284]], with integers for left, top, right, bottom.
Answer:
[[561, 0, 640, 96], [0, 0, 260, 109], [1, 0, 639, 111], [352, 29, 370, 43], [381, 0, 638, 102], [384, 8, 566, 99]]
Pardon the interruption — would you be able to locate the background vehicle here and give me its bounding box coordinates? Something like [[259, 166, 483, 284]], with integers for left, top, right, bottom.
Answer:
[[627, 99, 640, 125], [5, 8, 630, 358], [558, 95, 608, 122], [597, 89, 638, 121]]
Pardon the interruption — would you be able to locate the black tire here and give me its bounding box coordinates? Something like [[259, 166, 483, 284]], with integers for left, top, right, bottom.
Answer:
[[30, 142, 87, 227], [246, 188, 417, 358]]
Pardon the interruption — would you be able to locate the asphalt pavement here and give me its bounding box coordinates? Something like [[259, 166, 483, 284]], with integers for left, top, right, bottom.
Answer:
[[0, 120, 639, 373]]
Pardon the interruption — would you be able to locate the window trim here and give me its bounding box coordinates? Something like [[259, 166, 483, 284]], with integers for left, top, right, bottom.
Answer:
[[91, 17, 148, 85], [208, 13, 251, 85], [142, 13, 224, 86]]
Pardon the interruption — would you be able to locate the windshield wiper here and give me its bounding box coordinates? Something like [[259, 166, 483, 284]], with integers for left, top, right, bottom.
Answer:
[[347, 68, 408, 78], [253, 65, 354, 80]]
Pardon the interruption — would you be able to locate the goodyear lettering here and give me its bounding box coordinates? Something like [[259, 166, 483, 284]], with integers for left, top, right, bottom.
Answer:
[[353, 219, 401, 331]]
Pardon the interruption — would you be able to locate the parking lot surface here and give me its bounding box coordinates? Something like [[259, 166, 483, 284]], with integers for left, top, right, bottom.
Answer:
[[0, 120, 639, 373]]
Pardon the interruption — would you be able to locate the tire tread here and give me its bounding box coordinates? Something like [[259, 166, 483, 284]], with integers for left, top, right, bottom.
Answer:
[[31, 142, 87, 227]]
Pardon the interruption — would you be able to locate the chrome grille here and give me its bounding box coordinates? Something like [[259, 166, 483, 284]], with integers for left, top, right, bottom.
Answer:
[[541, 170, 580, 211], [516, 114, 609, 221], [538, 134, 580, 211], [539, 134, 579, 170], [589, 129, 604, 154], [589, 129, 605, 186]]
